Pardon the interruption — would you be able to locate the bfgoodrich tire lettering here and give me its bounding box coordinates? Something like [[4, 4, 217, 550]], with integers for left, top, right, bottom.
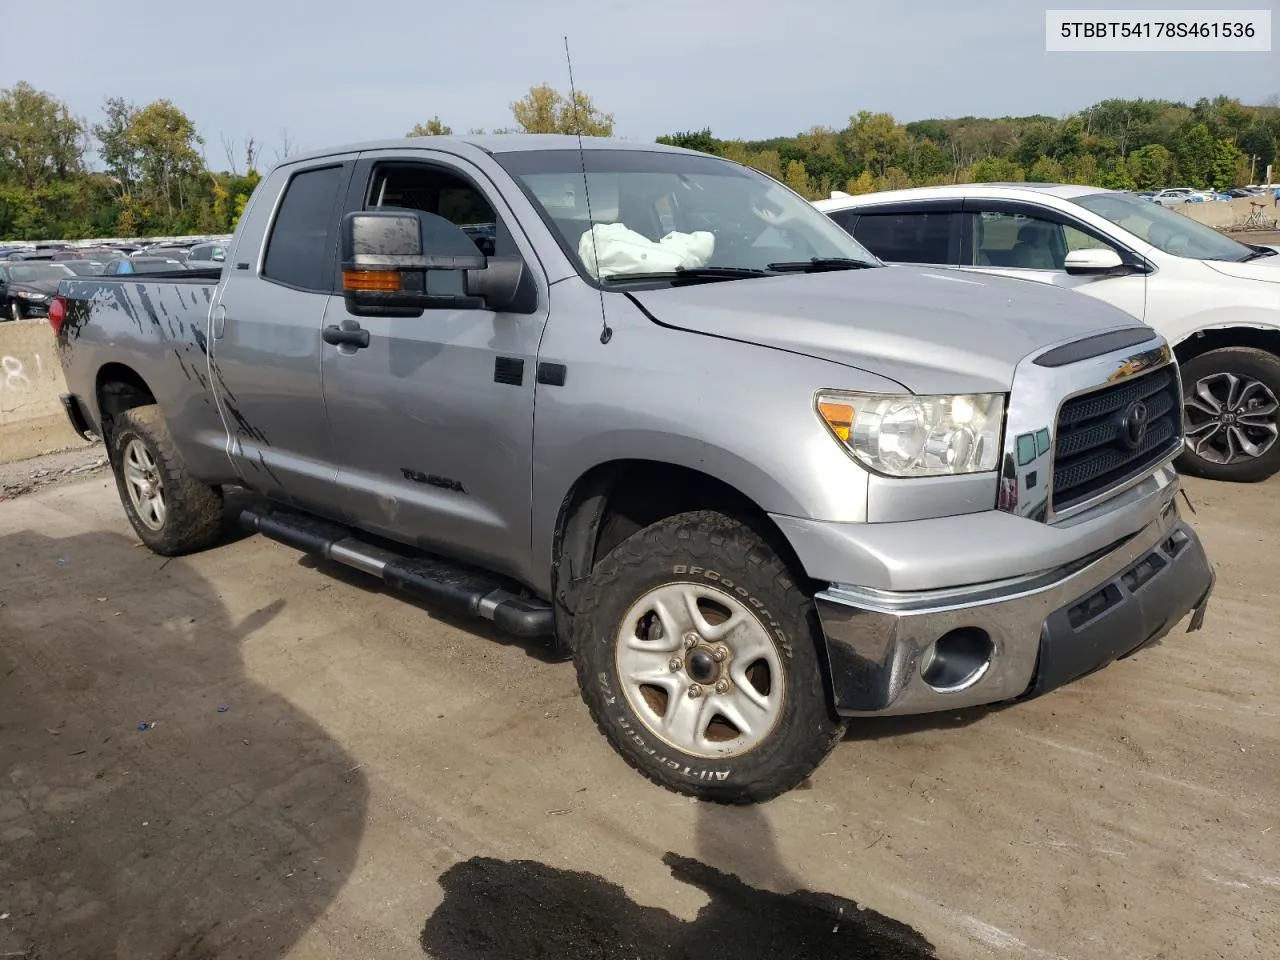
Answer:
[[573, 510, 845, 803], [109, 404, 224, 556]]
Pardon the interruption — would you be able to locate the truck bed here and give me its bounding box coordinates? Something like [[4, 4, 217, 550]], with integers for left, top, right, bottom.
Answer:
[[55, 272, 235, 483]]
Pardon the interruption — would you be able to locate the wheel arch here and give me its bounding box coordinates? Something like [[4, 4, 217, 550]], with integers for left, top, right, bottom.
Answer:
[[1173, 325, 1280, 366], [95, 362, 158, 442], [551, 459, 816, 641]]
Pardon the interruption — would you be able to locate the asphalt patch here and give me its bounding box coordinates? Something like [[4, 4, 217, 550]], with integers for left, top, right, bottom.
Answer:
[[420, 853, 936, 959]]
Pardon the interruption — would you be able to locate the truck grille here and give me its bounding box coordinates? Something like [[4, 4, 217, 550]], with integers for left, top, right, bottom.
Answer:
[[1053, 366, 1182, 512]]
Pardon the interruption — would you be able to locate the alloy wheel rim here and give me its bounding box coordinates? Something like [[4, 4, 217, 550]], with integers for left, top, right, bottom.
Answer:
[[1183, 372, 1279, 465], [123, 438, 167, 530]]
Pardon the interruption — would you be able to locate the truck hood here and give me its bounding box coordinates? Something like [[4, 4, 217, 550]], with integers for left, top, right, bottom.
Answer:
[[1202, 254, 1280, 284], [628, 266, 1144, 394]]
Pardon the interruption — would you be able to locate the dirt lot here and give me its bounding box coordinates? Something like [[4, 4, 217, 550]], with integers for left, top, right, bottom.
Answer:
[[1, 463, 1277, 960]]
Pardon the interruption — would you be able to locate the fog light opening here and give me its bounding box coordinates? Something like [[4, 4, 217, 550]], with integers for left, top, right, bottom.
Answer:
[[920, 627, 994, 692]]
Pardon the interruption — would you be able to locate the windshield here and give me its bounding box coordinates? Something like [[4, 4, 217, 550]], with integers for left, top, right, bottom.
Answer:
[[495, 148, 879, 281], [8, 263, 75, 283], [1073, 191, 1253, 261]]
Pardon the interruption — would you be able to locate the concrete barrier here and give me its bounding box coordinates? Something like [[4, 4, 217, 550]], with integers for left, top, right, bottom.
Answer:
[[0, 319, 93, 463], [1176, 195, 1279, 230]]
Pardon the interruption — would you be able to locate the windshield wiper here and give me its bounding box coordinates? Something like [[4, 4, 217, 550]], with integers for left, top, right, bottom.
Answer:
[[599, 266, 768, 285], [765, 257, 878, 273], [1239, 246, 1278, 262]]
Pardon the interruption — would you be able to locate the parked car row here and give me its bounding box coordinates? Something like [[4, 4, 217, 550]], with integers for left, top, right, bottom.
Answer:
[[0, 238, 231, 318], [815, 182, 1280, 483], [1138, 185, 1276, 205]]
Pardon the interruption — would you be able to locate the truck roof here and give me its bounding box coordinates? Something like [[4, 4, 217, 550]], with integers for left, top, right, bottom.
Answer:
[[282, 134, 695, 166]]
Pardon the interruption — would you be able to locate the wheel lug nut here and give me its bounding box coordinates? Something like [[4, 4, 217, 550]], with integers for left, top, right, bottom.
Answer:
[[683, 633, 699, 649], [714, 679, 730, 694], [711, 646, 728, 662], [668, 657, 683, 672], [688, 685, 703, 699]]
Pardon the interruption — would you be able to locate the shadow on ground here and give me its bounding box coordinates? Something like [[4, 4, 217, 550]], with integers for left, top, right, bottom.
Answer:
[[420, 803, 935, 959], [0, 528, 368, 959]]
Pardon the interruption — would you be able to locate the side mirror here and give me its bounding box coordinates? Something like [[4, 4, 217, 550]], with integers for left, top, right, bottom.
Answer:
[[340, 210, 536, 315], [1063, 247, 1125, 275], [212, 251, 225, 262]]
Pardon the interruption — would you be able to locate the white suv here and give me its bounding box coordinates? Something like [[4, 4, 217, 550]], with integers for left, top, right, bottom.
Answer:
[[814, 184, 1280, 482]]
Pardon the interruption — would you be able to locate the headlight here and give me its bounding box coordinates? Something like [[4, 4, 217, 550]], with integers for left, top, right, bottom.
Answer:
[[816, 391, 1005, 477], [16, 291, 47, 300]]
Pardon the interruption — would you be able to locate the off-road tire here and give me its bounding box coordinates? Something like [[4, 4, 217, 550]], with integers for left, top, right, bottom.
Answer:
[[1177, 347, 1280, 483], [109, 404, 224, 555], [573, 510, 845, 804]]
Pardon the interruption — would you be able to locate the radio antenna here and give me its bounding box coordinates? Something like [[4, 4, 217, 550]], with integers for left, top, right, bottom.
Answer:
[[564, 35, 611, 345]]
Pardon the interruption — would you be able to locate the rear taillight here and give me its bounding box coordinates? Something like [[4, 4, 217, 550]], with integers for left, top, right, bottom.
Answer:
[[48, 295, 67, 336]]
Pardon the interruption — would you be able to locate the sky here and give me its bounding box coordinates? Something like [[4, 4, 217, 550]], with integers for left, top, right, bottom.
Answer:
[[3, 0, 1277, 167]]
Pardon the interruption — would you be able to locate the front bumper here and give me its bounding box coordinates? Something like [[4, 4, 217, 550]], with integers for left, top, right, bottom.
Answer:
[[13, 299, 49, 317], [814, 498, 1213, 717]]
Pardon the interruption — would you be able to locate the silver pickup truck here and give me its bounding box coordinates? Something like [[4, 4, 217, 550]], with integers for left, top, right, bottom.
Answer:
[[50, 135, 1214, 804]]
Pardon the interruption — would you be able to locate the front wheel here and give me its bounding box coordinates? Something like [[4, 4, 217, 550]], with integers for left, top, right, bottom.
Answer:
[[1178, 347, 1280, 483], [8, 301, 22, 322], [573, 510, 845, 804]]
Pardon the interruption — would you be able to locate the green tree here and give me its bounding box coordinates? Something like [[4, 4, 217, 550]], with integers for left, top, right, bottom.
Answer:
[[1126, 143, 1175, 189], [845, 171, 875, 195], [1027, 155, 1065, 182], [875, 166, 911, 191], [510, 83, 613, 136], [0, 82, 86, 189], [407, 117, 452, 137], [1172, 122, 1216, 186], [1209, 138, 1244, 190], [1098, 159, 1136, 190], [844, 110, 908, 178], [94, 97, 139, 194], [128, 100, 205, 223], [1063, 153, 1099, 185], [908, 138, 952, 180], [783, 159, 813, 197], [747, 150, 782, 180], [656, 128, 720, 154], [969, 156, 1023, 182]]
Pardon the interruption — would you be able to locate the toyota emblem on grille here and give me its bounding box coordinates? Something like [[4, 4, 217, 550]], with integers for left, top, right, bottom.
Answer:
[[1122, 400, 1150, 448]]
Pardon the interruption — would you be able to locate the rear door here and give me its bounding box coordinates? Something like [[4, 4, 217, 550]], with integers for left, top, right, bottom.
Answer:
[[209, 157, 354, 513], [828, 200, 964, 267], [958, 199, 1148, 322], [319, 149, 550, 580]]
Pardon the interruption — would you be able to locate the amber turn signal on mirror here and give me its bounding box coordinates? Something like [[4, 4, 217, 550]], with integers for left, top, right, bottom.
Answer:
[[342, 270, 403, 292]]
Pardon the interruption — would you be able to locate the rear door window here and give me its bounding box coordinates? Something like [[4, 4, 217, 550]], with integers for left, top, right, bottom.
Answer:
[[262, 164, 346, 291], [852, 211, 957, 265]]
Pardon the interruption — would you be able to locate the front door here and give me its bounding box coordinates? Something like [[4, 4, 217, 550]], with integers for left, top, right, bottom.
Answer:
[[320, 151, 549, 581], [959, 202, 1148, 323]]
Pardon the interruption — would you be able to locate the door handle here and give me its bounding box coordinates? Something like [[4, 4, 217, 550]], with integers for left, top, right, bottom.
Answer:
[[322, 323, 370, 349]]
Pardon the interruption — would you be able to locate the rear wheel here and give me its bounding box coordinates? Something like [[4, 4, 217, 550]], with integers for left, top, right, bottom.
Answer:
[[573, 510, 845, 804], [109, 405, 224, 555], [1178, 347, 1280, 483]]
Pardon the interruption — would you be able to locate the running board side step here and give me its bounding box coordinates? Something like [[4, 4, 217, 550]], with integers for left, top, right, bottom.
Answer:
[[240, 504, 555, 640]]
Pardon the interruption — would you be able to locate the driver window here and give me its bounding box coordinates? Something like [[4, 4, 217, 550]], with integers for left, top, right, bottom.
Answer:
[[366, 163, 503, 258], [366, 162, 506, 297]]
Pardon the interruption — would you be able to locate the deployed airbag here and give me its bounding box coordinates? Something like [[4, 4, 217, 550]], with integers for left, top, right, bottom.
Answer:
[[578, 222, 715, 278]]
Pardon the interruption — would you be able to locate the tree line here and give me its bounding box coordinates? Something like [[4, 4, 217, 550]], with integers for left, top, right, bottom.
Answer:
[[0, 79, 1276, 241], [660, 96, 1280, 200]]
